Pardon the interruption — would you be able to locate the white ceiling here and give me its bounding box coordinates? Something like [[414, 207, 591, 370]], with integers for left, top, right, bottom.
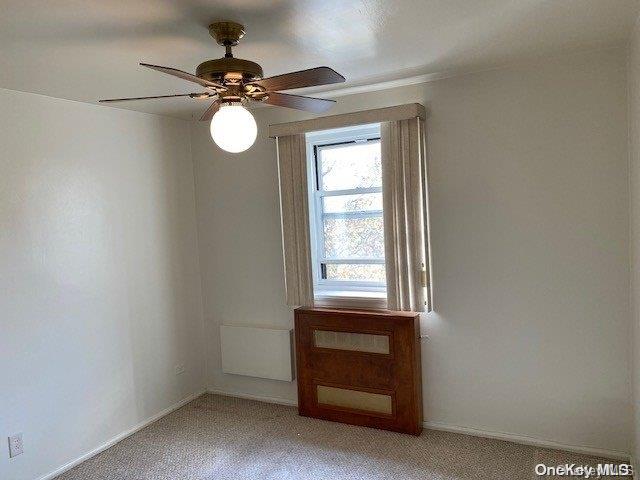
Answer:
[[1, 0, 638, 120]]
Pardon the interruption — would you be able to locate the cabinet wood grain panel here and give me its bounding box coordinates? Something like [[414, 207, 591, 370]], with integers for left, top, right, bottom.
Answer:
[[295, 307, 423, 435]]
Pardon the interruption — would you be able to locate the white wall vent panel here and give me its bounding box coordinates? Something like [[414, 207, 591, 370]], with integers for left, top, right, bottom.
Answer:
[[220, 325, 294, 382]]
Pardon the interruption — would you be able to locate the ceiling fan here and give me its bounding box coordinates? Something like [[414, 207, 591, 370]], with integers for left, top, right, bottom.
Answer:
[[99, 21, 346, 152]]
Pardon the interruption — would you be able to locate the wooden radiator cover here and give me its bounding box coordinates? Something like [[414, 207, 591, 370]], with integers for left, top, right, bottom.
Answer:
[[294, 307, 423, 435]]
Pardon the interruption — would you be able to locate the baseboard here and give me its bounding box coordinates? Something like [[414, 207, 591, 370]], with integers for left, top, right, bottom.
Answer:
[[37, 386, 629, 479], [207, 387, 630, 462], [37, 390, 205, 480], [206, 387, 297, 407], [423, 421, 630, 461]]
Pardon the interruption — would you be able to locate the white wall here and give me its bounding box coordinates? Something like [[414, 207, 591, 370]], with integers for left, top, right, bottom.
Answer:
[[192, 48, 631, 454], [0, 89, 205, 480], [629, 16, 640, 468]]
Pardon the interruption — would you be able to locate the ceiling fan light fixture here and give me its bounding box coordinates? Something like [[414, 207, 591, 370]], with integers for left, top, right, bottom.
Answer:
[[210, 103, 257, 153], [99, 21, 346, 151]]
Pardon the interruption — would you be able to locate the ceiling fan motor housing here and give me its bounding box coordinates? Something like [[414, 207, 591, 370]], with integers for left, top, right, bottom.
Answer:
[[196, 57, 263, 83], [198, 21, 264, 84]]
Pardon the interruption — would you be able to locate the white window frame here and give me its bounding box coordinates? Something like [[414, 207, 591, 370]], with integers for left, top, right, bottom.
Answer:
[[306, 124, 387, 309]]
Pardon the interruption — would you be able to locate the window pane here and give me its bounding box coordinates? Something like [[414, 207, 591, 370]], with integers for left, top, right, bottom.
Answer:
[[325, 264, 386, 283], [323, 192, 382, 213], [323, 216, 384, 259], [319, 142, 381, 191]]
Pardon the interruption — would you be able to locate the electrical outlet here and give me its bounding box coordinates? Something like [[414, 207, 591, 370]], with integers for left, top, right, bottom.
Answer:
[[8, 433, 23, 458], [174, 364, 185, 375]]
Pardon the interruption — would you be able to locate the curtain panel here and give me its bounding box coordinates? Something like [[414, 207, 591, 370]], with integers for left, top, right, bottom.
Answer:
[[275, 134, 314, 307], [381, 118, 431, 312]]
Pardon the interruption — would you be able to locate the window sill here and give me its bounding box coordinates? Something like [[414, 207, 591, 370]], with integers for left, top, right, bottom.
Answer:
[[314, 291, 387, 310]]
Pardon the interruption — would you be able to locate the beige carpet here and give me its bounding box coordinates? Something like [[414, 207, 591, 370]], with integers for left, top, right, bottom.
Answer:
[[56, 394, 629, 480]]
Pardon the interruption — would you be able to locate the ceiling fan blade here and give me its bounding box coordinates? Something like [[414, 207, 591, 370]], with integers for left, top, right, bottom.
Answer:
[[99, 93, 210, 103], [249, 67, 345, 92], [263, 92, 336, 113], [200, 100, 221, 121], [140, 63, 225, 90]]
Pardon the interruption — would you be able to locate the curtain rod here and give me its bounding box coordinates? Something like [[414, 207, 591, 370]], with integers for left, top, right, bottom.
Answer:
[[268, 103, 427, 138]]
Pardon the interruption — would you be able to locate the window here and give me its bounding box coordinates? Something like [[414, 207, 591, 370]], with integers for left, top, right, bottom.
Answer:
[[275, 104, 429, 311], [306, 124, 386, 305]]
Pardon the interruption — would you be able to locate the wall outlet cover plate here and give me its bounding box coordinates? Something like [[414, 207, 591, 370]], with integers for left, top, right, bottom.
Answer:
[[8, 433, 24, 458]]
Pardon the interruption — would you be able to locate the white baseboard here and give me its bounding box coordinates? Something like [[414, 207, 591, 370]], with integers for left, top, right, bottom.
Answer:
[[207, 387, 630, 462], [423, 421, 630, 461], [206, 387, 297, 407], [37, 390, 205, 480], [35, 386, 630, 479]]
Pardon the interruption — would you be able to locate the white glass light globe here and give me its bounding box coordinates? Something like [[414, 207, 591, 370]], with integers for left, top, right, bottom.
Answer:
[[209, 104, 257, 153]]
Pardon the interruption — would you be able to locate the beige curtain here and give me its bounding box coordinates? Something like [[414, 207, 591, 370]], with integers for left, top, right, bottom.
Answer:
[[276, 134, 314, 307], [381, 118, 431, 312]]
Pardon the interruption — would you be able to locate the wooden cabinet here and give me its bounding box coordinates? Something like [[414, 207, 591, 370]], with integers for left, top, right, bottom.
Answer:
[[294, 307, 423, 435]]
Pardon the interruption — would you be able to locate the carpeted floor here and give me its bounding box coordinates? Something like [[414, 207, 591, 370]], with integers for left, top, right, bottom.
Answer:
[[56, 394, 630, 480]]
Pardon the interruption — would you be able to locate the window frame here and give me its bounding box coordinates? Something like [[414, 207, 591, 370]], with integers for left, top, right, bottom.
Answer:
[[305, 124, 387, 308]]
